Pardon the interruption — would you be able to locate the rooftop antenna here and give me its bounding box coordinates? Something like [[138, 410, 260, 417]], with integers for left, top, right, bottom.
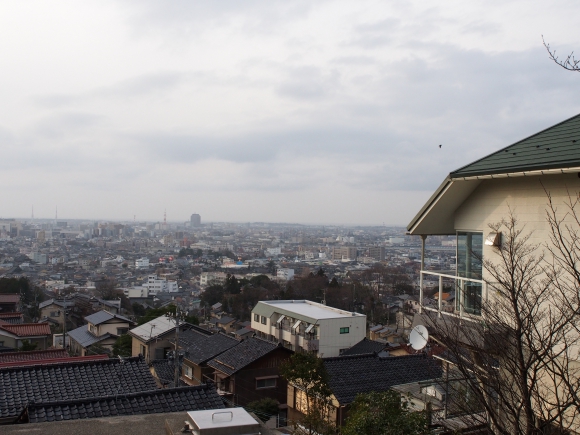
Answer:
[[409, 325, 429, 351]]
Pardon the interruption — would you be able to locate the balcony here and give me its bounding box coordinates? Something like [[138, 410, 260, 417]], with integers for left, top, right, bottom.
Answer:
[[419, 270, 487, 318], [304, 339, 319, 351]]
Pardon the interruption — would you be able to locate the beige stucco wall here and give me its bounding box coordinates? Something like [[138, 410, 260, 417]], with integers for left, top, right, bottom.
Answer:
[[452, 173, 580, 432], [454, 173, 580, 282]]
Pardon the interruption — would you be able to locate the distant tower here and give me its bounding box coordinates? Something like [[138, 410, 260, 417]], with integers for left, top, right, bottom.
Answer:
[[190, 213, 201, 228], [55, 206, 58, 223], [31, 206, 34, 220]]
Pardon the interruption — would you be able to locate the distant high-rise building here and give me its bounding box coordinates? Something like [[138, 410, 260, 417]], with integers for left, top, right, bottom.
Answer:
[[190, 213, 201, 227], [368, 246, 385, 261]]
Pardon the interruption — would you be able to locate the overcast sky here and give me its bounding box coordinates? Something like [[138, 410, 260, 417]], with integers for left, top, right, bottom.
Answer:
[[1, 1, 579, 225]]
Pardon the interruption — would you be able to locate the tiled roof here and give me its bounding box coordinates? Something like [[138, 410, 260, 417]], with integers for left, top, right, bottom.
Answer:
[[207, 337, 286, 376], [179, 330, 239, 365], [0, 355, 108, 369], [38, 299, 74, 309], [323, 354, 442, 405], [0, 313, 23, 325], [0, 349, 68, 364], [216, 316, 235, 325], [24, 384, 224, 423], [0, 323, 51, 337], [0, 294, 19, 304], [0, 356, 157, 421], [67, 325, 114, 348], [150, 359, 187, 387], [85, 310, 132, 325], [340, 338, 388, 356]]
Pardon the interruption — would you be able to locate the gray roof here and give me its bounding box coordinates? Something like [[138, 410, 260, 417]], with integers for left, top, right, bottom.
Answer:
[[180, 330, 239, 365], [39, 299, 75, 310], [129, 315, 177, 343], [451, 113, 580, 178], [207, 337, 289, 376], [150, 359, 187, 387], [0, 356, 157, 421], [323, 354, 442, 405], [24, 385, 224, 424], [85, 310, 132, 326], [340, 338, 387, 356], [67, 325, 114, 348]]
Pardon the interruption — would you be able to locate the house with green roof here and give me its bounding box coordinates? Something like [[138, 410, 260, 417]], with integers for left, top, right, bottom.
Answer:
[[408, 113, 580, 317]]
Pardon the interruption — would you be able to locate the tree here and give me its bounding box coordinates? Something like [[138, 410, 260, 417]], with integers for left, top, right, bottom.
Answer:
[[342, 390, 430, 435], [112, 334, 132, 357], [247, 397, 280, 422], [543, 36, 580, 72], [426, 210, 580, 434], [132, 302, 146, 317], [19, 339, 38, 352], [280, 352, 335, 435], [201, 284, 224, 307]]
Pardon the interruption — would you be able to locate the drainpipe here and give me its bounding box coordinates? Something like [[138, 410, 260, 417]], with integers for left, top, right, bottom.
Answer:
[[419, 235, 426, 314]]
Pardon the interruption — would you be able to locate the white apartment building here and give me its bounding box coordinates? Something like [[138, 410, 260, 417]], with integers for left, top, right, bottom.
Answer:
[[135, 257, 149, 269], [251, 300, 366, 358], [144, 275, 179, 295], [276, 268, 295, 281], [199, 271, 228, 287], [123, 287, 149, 298], [265, 247, 281, 256]]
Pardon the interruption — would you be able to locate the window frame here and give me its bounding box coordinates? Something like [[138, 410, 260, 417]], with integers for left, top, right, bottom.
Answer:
[[256, 377, 277, 389], [340, 327, 350, 334]]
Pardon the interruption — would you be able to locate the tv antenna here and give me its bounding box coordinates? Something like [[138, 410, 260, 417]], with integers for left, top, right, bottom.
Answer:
[[409, 325, 429, 351]]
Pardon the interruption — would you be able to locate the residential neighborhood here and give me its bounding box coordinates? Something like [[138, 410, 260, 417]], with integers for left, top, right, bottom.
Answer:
[[1, 2, 579, 432]]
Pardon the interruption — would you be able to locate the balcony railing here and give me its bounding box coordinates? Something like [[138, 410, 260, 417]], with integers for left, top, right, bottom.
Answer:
[[419, 270, 487, 318], [304, 339, 319, 351]]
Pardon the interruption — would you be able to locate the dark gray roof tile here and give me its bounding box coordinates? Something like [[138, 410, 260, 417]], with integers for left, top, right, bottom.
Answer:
[[25, 384, 224, 423], [340, 338, 387, 356], [207, 336, 288, 376], [323, 354, 442, 405], [0, 356, 157, 421]]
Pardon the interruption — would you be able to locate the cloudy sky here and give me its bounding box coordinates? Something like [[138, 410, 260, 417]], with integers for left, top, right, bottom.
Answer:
[[1, 1, 579, 225]]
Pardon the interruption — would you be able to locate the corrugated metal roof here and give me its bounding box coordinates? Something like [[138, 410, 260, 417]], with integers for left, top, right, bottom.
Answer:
[[85, 310, 132, 325], [451, 113, 580, 178], [67, 325, 114, 348], [129, 315, 177, 343]]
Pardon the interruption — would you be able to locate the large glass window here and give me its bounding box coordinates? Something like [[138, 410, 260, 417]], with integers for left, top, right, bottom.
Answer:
[[456, 232, 483, 315]]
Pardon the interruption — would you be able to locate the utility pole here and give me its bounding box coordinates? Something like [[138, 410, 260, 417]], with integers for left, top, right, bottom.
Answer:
[[60, 304, 69, 352], [166, 308, 186, 387]]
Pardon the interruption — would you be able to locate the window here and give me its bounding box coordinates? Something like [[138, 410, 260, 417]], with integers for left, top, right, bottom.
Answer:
[[184, 365, 193, 379], [256, 377, 277, 389], [261, 316, 267, 325], [139, 344, 146, 356], [117, 327, 129, 335], [340, 327, 349, 334], [50, 311, 58, 317], [456, 231, 483, 315], [254, 313, 259, 322]]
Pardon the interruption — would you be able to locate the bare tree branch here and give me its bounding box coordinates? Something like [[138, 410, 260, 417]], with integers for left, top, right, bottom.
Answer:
[[543, 35, 580, 72]]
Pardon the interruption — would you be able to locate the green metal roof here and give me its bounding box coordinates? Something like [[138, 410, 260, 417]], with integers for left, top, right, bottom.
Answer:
[[450, 113, 580, 178]]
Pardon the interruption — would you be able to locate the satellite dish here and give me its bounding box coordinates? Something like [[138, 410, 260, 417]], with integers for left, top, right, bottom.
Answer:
[[410, 325, 429, 351]]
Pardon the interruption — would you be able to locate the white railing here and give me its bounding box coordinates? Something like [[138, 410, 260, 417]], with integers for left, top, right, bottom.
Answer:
[[419, 270, 487, 318]]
